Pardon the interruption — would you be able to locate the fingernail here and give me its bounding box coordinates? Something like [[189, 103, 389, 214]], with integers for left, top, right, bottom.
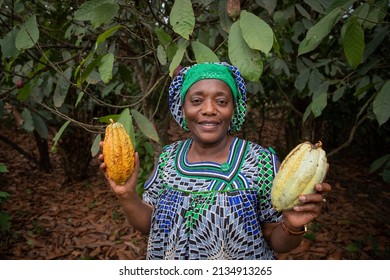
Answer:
[[299, 195, 306, 202]]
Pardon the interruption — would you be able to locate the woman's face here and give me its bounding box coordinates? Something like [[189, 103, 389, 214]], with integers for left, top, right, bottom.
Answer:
[[183, 79, 234, 145]]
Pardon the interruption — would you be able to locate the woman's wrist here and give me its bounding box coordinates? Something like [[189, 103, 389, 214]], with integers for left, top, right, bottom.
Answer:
[[280, 220, 307, 235]]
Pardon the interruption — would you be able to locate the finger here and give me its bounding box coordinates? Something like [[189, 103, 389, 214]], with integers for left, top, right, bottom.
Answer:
[[315, 182, 331, 193], [99, 141, 104, 149], [99, 162, 106, 171], [98, 153, 104, 161]]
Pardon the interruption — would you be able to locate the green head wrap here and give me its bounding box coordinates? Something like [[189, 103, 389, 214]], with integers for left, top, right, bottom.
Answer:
[[180, 63, 239, 101]]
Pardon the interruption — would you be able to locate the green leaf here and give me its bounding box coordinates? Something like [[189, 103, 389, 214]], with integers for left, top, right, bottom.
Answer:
[[294, 68, 310, 92], [91, 134, 102, 157], [78, 55, 104, 86], [311, 82, 328, 117], [308, 69, 322, 94], [53, 67, 73, 108], [257, 0, 277, 15], [342, 16, 364, 69], [370, 154, 390, 173], [74, 0, 119, 28], [240, 10, 274, 55], [52, 120, 71, 152], [303, 0, 325, 14], [15, 15, 39, 50], [95, 25, 122, 49], [131, 109, 160, 144], [21, 108, 34, 132], [303, 103, 312, 123], [169, 40, 188, 76], [218, 0, 233, 32], [332, 85, 346, 102], [155, 28, 172, 47], [157, 45, 167, 65], [118, 108, 135, 146], [17, 82, 31, 101], [0, 28, 20, 59], [295, 4, 311, 19], [191, 41, 219, 63], [298, 8, 342, 56], [33, 113, 48, 139], [373, 80, 390, 126], [170, 0, 195, 40], [99, 53, 114, 83], [228, 21, 263, 81]]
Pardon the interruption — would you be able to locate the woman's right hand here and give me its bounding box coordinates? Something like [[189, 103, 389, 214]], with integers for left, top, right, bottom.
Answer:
[[98, 141, 140, 200]]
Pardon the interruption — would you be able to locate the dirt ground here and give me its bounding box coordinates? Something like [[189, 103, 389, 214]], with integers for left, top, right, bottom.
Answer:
[[1, 122, 389, 260]]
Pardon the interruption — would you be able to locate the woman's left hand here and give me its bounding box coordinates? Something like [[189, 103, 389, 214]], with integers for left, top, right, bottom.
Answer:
[[282, 182, 332, 229]]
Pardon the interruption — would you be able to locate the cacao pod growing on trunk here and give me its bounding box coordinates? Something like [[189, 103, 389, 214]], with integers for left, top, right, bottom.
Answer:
[[271, 141, 327, 211], [227, 0, 241, 21], [103, 119, 135, 185]]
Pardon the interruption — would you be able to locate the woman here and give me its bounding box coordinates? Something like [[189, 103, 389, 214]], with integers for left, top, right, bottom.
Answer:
[[99, 62, 331, 259]]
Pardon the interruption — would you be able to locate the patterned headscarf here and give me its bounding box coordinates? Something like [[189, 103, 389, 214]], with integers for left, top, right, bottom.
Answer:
[[168, 62, 247, 132]]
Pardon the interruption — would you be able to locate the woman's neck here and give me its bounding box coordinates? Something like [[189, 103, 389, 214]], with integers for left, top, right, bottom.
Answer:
[[187, 135, 234, 164]]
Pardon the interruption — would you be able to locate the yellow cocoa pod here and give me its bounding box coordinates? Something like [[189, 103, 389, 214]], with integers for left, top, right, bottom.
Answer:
[[271, 141, 327, 211], [103, 119, 135, 185]]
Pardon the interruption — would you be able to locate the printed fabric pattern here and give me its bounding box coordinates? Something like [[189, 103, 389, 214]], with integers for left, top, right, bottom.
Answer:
[[142, 138, 281, 260]]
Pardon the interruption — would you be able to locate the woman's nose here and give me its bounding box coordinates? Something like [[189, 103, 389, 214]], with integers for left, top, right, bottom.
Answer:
[[201, 99, 217, 115]]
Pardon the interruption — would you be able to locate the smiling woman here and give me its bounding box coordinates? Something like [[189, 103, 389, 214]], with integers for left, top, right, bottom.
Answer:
[[99, 62, 332, 260]]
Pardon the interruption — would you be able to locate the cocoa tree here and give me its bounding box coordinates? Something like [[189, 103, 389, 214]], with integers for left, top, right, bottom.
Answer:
[[0, 0, 389, 183]]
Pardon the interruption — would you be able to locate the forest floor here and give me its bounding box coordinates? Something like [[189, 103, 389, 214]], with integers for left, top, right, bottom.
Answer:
[[1, 121, 390, 260]]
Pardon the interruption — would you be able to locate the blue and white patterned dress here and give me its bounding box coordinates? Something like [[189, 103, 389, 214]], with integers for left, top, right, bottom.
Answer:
[[142, 137, 282, 259]]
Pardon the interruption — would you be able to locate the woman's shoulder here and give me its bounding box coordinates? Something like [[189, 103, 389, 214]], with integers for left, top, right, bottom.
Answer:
[[245, 139, 276, 156], [161, 139, 188, 154]]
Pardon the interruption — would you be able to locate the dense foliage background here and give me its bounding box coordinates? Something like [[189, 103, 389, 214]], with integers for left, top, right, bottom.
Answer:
[[1, 0, 389, 254]]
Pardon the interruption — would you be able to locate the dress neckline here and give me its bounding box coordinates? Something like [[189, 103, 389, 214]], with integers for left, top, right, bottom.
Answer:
[[175, 138, 248, 182]]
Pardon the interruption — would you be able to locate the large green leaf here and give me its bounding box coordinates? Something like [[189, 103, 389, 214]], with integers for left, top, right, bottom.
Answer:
[[0, 28, 20, 59], [74, 0, 119, 29], [228, 21, 263, 81], [15, 15, 39, 50], [155, 28, 172, 47], [298, 8, 342, 56], [169, 40, 188, 76], [170, 0, 195, 40], [342, 16, 364, 69], [373, 80, 390, 126], [53, 67, 73, 108], [131, 109, 160, 144], [191, 41, 219, 63], [240, 10, 274, 55], [118, 108, 135, 146], [99, 53, 114, 83]]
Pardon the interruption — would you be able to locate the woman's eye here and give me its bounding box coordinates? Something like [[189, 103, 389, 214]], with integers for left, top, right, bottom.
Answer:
[[191, 98, 202, 105], [217, 99, 228, 106]]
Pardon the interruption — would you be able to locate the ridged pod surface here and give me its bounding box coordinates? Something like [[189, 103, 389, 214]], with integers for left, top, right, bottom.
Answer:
[[271, 141, 327, 211], [103, 119, 135, 185]]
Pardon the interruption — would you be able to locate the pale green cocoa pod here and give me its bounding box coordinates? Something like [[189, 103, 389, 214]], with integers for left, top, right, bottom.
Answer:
[[271, 141, 327, 211]]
